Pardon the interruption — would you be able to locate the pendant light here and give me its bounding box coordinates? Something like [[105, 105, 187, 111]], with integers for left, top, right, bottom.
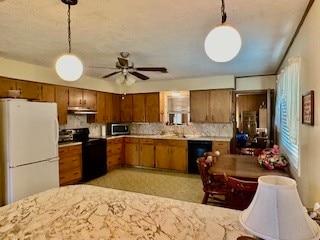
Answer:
[[204, 0, 241, 62], [55, 0, 83, 81]]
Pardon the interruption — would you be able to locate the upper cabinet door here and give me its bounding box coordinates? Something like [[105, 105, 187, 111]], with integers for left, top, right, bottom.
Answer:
[[16, 81, 41, 100], [0, 77, 17, 97], [121, 94, 133, 122], [112, 94, 121, 122], [41, 84, 55, 102], [133, 94, 146, 122], [55, 86, 68, 125], [82, 90, 97, 110], [68, 88, 83, 107], [190, 90, 209, 123], [104, 92, 113, 123], [146, 93, 160, 122], [95, 92, 106, 123], [209, 89, 232, 123]]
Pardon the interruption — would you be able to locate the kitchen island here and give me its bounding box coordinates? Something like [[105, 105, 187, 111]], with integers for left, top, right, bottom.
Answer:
[[0, 185, 252, 239]]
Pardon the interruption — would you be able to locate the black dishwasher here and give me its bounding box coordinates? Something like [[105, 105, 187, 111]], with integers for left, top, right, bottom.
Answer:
[[188, 140, 212, 174]]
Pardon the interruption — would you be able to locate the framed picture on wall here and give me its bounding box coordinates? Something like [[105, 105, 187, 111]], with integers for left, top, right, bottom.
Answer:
[[302, 90, 314, 126]]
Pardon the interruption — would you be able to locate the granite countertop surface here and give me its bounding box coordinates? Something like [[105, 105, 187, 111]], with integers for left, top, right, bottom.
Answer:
[[0, 185, 252, 239], [102, 135, 232, 141], [58, 141, 82, 147]]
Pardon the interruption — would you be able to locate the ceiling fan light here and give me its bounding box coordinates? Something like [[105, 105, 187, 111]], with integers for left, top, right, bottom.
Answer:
[[115, 75, 125, 85], [55, 54, 83, 81], [125, 75, 136, 86], [204, 24, 242, 62]]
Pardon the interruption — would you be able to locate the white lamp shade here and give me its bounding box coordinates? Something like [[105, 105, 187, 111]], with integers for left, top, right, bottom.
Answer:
[[55, 54, 83, 81], [204, 24, 242, 62], [240, 176, 320, 240]]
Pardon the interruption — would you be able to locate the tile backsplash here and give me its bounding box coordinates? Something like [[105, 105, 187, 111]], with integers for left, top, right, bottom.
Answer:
[[60, 115, 233, 138]]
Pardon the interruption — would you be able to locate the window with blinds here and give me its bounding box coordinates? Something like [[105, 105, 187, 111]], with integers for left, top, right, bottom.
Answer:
[[279, 100, 299, 169]]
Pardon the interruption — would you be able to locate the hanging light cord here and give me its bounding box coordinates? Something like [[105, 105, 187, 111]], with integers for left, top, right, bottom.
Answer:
[[221, 0, 227, 24], [67, 4, 72, 54]]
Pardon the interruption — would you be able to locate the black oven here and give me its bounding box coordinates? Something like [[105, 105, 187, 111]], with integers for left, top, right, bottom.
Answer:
[[66, 128, 107, 182], [82, 138, 106, 182]]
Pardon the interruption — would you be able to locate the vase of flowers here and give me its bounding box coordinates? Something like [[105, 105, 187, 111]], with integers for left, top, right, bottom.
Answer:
[[258, 144, 288, 170]]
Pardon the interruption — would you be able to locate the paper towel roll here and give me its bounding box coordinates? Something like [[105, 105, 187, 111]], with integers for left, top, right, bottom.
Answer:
[[101, 125, 106, 137]]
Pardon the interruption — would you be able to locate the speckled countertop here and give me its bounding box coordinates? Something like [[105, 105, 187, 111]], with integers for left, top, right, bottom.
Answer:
[[104, 135, 232, 141], [0, 185, 252, 239], [58, 135, 231, 147]]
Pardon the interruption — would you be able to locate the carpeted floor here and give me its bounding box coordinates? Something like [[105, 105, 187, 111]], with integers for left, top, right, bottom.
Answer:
[[86, 167, 204, 204]]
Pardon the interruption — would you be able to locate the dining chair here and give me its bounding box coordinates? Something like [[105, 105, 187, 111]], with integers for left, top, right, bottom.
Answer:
[[196, 157, 228, 206], [224, 174, 258, 210]]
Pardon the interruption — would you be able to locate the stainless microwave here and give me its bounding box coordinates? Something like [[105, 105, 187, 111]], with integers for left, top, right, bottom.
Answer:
[[106, 123, 130, 136]]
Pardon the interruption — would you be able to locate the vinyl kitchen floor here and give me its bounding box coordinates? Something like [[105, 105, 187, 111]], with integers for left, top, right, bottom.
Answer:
[[86, 167, 204, 204]]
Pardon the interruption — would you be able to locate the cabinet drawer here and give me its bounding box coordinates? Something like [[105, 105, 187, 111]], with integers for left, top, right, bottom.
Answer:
[[59, 155, 81, 171], [107, 143, 123, 155], [108, 138, 123, 144], [107, 154, 121, 169], [125, 138, 139, 144], [60, 168, 82, 185], [68, 145, 82, 154], [59, 147, 69, 156], [213, 141, 229, 148], [140, 138, 154, 145]]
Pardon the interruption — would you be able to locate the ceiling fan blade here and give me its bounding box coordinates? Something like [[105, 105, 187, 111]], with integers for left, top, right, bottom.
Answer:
[[130, 71, 150, 80], [118, 58, 129, 67], [136, 67, 168, 73], [102, 71, 121, 78]]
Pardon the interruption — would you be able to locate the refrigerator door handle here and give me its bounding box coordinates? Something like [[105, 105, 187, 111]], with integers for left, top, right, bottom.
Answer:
[[54, 117, 59, 145]]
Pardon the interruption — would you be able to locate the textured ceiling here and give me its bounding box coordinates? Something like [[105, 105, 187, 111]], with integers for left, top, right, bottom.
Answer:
[[0, 0, 309, 82]]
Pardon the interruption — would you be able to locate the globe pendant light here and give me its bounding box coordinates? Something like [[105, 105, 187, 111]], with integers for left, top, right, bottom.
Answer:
[[55, 0, 83, 81], [204, 0, 241, 62]]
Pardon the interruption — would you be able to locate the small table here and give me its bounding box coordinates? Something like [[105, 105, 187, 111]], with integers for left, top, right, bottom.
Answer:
[[209, 154, 289, 180]]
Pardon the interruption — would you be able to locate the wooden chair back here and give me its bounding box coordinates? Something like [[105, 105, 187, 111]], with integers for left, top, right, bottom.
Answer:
[[224, 174, 258, 210]]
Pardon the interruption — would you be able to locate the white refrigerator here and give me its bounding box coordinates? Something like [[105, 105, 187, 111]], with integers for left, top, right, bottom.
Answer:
[[0, 99, 60, 205]]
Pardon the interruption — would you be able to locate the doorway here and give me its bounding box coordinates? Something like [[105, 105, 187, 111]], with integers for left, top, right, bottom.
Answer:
[[231, 89, 275, 154]]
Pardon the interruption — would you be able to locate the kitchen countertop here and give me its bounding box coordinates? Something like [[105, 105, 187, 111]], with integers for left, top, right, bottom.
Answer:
[[100, 134, 232, 142], [0, 185, 252, 239], [58, 135, 231, 147], [58, 141, 82, 147]]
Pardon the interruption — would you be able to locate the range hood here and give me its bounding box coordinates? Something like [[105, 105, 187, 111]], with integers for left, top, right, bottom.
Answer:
[[67, 107, 97, 115]]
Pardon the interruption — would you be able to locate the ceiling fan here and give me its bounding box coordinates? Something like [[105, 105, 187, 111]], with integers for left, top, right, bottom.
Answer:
[[102, 52, 168, 81]]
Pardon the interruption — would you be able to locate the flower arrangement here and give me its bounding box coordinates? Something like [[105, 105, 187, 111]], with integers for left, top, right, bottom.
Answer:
[[258, 144, 289, 170]]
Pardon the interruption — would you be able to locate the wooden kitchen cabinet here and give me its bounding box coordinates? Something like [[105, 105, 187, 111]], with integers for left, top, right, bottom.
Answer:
[[69, 88, 97, 110], [139, 139, 155, 168], [107, 138, 123, 170], [16, 81, 41, 100], [0, 77, 17, 97], [88, 91, 105, 123], [59, 144, 82, 186], [41, 84, 55, 102], [133, 94, 146, 122], [112, 93, 121, 122], [190, 89, 232, 123], [121, 94, 133, 122], [55, 86, 68, 125], [105, 92, 113, 123], [155, 139, 187, 172], [212, 141, 230, 155], [124, 138, 140, 166], [146, 93, 160, 122], [132, 93, 160, 122]]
